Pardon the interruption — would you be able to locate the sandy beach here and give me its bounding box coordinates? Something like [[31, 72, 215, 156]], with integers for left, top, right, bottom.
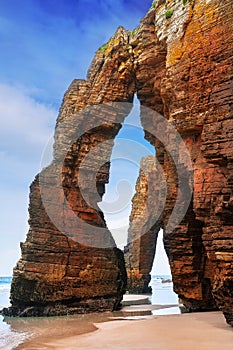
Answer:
[[32, 312, 233, 350], [2, 288, 233, 349], [9, 293, 232, 350]]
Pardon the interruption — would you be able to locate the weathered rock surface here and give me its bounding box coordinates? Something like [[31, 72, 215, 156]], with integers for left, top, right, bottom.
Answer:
[[161, 0, 233, 322], [125, 0, 233, 326], [124, 156, 164, 293], [3, 27, 133, 317], [3, 0, 233, 325]]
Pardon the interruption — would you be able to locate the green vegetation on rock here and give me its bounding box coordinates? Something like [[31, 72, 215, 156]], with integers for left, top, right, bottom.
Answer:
[[131, 29, 136, 37], [165, 9, 173, 19], [99, 43, 109, 56]]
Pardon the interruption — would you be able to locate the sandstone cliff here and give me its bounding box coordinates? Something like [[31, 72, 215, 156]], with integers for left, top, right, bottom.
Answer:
[[125, 0, 233, 326], [3, 27, 133, 317], [3, 0, 233, 326]]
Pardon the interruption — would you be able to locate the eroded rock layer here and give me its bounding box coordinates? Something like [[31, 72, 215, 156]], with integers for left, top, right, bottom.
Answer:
[[126, 0, 233, 326], [3, 27, 134, 317], [4, 0, 233, 325], [124, 156, 163, 293]]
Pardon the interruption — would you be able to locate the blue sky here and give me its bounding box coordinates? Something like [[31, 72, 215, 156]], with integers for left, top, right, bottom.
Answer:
[[0, 0, 171, 276], [0, 0, 152, 107]]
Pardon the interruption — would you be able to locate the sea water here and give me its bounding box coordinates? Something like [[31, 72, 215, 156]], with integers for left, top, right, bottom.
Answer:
[[0, 275, 179, 349], [149, 275, 180, 315], [0, 277, 29, 349]]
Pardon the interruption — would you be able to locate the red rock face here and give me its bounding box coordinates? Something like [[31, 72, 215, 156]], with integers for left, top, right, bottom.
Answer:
[[3, 0, 233, 325], [161, 0, 233, 323], [126, 0, 233, 326], [124, 156, 166, 293]]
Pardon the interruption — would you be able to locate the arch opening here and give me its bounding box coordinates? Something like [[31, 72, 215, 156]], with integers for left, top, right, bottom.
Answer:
[[99, 95, 155, 249], [149, 230, 180, 315]]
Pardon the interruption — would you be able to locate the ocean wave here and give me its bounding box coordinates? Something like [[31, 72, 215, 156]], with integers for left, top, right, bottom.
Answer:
[[0, 329, 29, 350], [0, 277, 12, 284]]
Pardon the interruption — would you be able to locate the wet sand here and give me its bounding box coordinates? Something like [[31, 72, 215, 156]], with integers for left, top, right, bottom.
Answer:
[[36, 312, 233, 350], [7, 294, 232, 350]]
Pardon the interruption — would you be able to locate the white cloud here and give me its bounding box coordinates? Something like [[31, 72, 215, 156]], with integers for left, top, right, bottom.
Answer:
[[0, 83, 56, 177], [0, 83, 57, 276], [0, 83, 56, 147], [0, 188, 29, 275]]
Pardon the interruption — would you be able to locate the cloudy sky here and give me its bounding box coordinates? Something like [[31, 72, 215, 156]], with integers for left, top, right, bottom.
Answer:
[[0, 0, 170, 276]]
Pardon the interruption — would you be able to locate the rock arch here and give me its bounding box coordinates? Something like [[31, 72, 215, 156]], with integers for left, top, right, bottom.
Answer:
[[3, 0, 233, 326]]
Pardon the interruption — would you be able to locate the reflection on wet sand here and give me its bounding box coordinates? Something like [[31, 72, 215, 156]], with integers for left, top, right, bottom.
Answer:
[[3, 293, 181, 349]]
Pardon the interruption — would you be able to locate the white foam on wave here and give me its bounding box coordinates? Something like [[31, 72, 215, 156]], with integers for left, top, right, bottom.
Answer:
[[0, 328, 29, 350], [0, 314, 30, 350]]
